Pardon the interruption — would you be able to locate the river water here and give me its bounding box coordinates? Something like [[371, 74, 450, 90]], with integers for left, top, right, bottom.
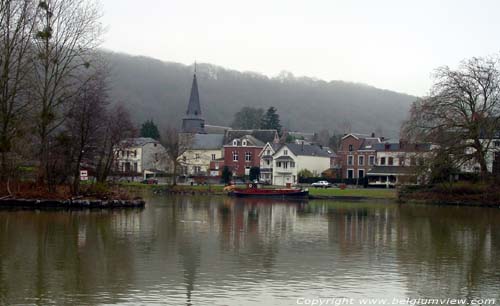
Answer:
[[0, 195, 499, 305]]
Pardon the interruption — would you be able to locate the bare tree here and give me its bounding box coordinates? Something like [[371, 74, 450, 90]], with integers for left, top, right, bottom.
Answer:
[[403, 56, 500, 179], [161, 128, 193, 186], [30, 0, 102, 189], [94, 104, 135, 184], [65, 66, 108, 194], [0, 0, 37, 180]]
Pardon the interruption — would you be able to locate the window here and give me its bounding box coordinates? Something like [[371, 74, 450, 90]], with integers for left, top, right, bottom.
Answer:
[[290, 162, 295, 168], [194, 166, 201, 173], [245, 152, 252, 161], [380, 157, 386, 165], [126, 151, 130, 158], [284, 150, 288, 156], [283, 162, 288, 169], [347, 169, 354, 179], [233, 152, 239, 161], [232, 140, 238, 146], [211, 154, 216, 160], [358, 169, 364, 178], [266, 159, 271, 166], [369, 155, 375, 166], [267, 150, 271, 155], [388, 157, 394, 166], [242, 140, 248, 146], [358, 156, 364, 166], [347, 155, 354, 166], [277, 161, 282, 167], [133, 150, 137, 158], [495, 141, 500, 147], [349, 144, 353, 152], [195, 153, 200, 160], [133, 163, 138, 172]]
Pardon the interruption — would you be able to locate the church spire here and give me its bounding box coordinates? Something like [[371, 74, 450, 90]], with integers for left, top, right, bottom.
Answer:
[[182, 64, 206, 133]]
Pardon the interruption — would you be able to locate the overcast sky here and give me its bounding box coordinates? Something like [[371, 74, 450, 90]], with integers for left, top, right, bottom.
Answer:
[[101, 0, 500, 96]]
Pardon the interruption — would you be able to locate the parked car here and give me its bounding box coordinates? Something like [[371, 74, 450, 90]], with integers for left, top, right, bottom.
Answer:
[[141, 178, 158, 185], [311, 180, 331, 188]]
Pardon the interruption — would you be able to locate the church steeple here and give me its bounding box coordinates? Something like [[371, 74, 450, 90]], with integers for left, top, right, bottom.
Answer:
[[182, 66, 206, 134]]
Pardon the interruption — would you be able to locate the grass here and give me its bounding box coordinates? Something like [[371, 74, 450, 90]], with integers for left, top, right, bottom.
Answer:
[[308, 187, 397, 199], [117, 182, 396, 199]]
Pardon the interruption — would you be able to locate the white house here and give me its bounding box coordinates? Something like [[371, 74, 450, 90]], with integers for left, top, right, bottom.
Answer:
[[115, 138, 167, 174], [179, 134, 225, 176], [272, 143, 330, 186], [259, 142, 281, 183]]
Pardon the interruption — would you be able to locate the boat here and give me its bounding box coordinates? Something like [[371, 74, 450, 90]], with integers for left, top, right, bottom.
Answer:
[[227, 184, 309, 198]]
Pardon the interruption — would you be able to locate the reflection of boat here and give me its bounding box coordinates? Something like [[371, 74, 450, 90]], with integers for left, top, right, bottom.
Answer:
[[228, 184, 309, 198]]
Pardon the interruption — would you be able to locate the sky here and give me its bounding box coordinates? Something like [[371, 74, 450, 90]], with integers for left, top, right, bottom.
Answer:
[[100, 0, 500, 96]]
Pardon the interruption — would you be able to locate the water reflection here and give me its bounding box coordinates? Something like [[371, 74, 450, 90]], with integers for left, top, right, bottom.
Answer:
[[0, 197, 499, 305]]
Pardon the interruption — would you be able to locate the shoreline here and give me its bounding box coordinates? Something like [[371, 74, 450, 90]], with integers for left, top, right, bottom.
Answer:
[[0, 197, 146, 210]]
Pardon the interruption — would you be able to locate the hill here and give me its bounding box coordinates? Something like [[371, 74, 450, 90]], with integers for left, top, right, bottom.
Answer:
[[104, 51, 416, 138]]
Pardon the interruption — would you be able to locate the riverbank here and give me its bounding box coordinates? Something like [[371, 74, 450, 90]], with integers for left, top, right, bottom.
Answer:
[[0, 182, 146, 210], [398, 183, 500, 208], [124, 183, 397, 200]]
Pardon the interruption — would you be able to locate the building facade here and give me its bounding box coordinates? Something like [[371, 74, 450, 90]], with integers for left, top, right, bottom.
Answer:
[[259, 142, 281, 183], [115, 138, 167, 175], [223, 135, 265, 177], [337, 133, 383, 180], [272, 143, 330, 186]]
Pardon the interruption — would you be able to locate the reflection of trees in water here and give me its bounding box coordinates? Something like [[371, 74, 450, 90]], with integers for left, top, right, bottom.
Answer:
[[395, 206, 500, 300], [0, 210, 140, 305]]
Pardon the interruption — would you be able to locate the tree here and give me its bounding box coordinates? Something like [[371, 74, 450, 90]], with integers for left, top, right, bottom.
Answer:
[[221, 166, 232, 185], [298, 169, 313, 179], [249, 167, 260, 181], [403, 56, 500, 179], [261, 107, 282, 135], [0, 0, 37, 180], [65, 67, 108, 194], [161, 128, 192, 186], [31, 0, 103, 189], [231, 107, 264, 129], [94, 104, 135, 183], [140, 120, 160, 140]]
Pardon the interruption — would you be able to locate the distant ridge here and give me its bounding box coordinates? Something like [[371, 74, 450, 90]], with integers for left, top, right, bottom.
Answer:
[[103, 51, 416, 138]]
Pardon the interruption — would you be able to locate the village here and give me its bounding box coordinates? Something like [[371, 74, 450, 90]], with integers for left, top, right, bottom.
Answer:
[[113, 71, 500, 190]]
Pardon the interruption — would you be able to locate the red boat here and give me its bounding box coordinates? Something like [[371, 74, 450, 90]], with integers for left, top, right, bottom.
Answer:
[[227, 184, 309, 198]]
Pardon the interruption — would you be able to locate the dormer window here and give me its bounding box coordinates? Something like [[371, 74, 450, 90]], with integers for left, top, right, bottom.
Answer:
[[242, 140, 248, 147], [232, 139, 238, 146]]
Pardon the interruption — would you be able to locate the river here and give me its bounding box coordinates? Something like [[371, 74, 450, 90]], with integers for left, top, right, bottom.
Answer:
[[0, 195, 499, 305]]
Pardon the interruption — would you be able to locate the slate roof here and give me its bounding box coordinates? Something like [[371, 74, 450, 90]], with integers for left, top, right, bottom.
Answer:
[[359, 138, 383, 150], [120, 137, 158, 147], [185, 74, 202, 118], [285, 143, 331, 157], [189, 134, 225, 150], [275, 156, 295, 162], [373, 142, 432, 152], [225, 129, 278, 144]]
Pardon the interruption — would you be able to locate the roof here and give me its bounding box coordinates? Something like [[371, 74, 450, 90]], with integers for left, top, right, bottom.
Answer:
[[367, 166, 416, 176], [185, 74, 202, 118], [373, 142, 432, 152], [205, 125, 231, 134], [120, 137, 158, 147], [189, 134, 225, 150], [225, 129, 278, 144], [285, 143, 331, 157], [359, 138, 383, 150], [275, 156, 294, 162]]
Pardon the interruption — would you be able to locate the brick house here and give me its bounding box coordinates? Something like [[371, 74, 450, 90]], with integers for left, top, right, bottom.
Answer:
[[223, 135, 266, 177], [337, 133, 383, 180]]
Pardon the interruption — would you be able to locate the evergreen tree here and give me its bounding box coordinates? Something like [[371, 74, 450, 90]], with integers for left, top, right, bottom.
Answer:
[[221, 166, 232, 185], [140, 120, 160, 140], [249, 167, 260, 182], [261, 107, 282, 135]]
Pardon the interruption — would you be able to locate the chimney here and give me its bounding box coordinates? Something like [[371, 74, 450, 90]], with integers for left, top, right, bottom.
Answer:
[[371, 132, 375, 137], [301, 141, 304, 151]]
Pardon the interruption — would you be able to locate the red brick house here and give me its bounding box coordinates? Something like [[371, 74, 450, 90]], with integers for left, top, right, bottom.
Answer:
[[223, 135, 266, 177], [337, 133, 384, 180]]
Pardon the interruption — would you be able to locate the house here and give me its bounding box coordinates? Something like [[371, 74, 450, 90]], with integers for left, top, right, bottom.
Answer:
[[337, 133, 384, 180], [272, 143, 330, 186], [179, 134, 225, 176], [258, 142, 281, 183], [223, 135, 265, 177], [367, 141, 433, 188], [115, 137, 167, 175]]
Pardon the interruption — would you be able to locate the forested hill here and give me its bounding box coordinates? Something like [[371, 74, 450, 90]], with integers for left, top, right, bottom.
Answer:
[[103, 51, 416, 137]]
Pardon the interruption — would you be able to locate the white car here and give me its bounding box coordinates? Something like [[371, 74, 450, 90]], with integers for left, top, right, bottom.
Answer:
[[311, 180, 332, 188]]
